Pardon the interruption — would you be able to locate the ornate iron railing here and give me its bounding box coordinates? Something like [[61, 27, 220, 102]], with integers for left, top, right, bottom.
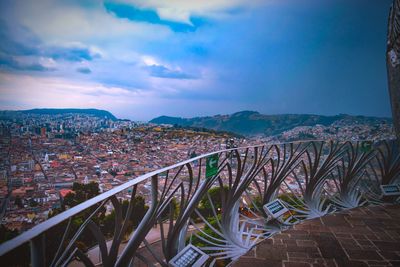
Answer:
[[0, 140, 399, 266]]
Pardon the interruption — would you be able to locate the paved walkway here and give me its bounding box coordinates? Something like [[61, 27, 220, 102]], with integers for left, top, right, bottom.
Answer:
[[233, 204, 400, 267]]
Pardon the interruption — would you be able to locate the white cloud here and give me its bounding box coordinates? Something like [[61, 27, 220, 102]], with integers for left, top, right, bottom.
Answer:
[[113, 0, 268, 24], [156, 7, 193, 25], [0, 72, 152, 111], [0, 70, 213, 120], [6, 0, 171, 46], [141, 55, 159, 66]]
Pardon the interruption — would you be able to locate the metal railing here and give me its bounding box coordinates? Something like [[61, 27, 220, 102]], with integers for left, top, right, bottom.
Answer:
[[0, 140, 399, 266]]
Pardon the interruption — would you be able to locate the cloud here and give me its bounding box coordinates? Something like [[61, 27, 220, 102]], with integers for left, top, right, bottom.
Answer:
[[0, 53, 54, 72], [144, 64, 196, 79], [104, 2, 205, 32], [140, 56, 198, 80], [0, 17, 101, 73], [3, 0, 171, 45], [0, 72, 226, 120], [76, 67, 91, 74], [0, 72, 168, 120], [0, 19, 40, 56], [110, 0, 268, 24], [0, 72, 150, 107], [47, 45, 101, 62]]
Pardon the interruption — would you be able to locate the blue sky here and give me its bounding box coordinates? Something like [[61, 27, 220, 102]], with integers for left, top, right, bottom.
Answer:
[[0, 0, 394, 120]]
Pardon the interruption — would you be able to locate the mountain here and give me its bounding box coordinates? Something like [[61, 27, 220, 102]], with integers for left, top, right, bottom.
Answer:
[[150, 111, 392, 136], [20, 108, 117, 120]]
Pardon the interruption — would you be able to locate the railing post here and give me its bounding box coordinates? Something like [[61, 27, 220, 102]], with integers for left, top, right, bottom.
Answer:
[[30, 234, 45, 267], [115, 175, 159, 267]]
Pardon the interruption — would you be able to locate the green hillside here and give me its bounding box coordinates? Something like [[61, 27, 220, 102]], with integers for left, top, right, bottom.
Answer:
[[150, 111, 391, 136]]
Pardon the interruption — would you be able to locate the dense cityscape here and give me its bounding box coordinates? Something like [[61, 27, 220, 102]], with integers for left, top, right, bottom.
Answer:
[[0, 110, 395, 236]]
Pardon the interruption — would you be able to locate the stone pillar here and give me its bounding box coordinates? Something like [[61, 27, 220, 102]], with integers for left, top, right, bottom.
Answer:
[[387, 0, 400, 144]]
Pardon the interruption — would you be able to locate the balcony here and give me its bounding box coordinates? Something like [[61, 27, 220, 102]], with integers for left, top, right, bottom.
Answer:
[[0, 140, 399, 267]]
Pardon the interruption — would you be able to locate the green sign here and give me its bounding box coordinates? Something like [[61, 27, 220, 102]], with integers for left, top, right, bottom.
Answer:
[[360, 141, 373, 152], [206, 154, 219, 179]]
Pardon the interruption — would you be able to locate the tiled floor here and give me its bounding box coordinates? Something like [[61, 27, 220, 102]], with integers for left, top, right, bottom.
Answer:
[[233, 204, 400, 267]]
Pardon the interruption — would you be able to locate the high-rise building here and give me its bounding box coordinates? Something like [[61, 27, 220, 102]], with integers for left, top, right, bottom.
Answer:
[[387, 0, 400, 142]]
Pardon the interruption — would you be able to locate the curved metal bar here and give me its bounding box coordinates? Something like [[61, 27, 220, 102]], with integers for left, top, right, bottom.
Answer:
[[1, 139, 399, 267], [115, 175, 159, 267], [87, 220, 108, 266], [50, 217, 73, 267], [0, 145, 250, 257]]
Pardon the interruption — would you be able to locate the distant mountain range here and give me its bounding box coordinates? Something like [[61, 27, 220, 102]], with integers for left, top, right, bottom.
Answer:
[[0, 109, 392, 137], [1, 108, 117, 120], [150, 111, 392, 136]]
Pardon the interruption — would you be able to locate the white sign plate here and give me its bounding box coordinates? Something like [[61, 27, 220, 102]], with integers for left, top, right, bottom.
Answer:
[[381, 184, 400, 196], [169, 244, 209, 267], [263, 199, 289, 219]]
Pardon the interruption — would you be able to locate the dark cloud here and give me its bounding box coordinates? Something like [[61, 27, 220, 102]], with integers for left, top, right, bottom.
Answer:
[[0, 53, 54, 72], [47, 47, 101, 62], [0, 19, 100, 72], [76, 67, 92, 74], [144, 64, 196, 79], [0, 22, 50, 71], [0, 19, 41, 56]]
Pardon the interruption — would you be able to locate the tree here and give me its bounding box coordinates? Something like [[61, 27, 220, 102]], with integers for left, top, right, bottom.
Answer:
[[159, 197, 179, 221], [14, 196, 23, 208], [190, 215, 222, 248], [0, 225, 30, 266], [63, 182, 100, 208], [123, 197, 149, 228], [197, 186, 228, 218], [100, 196, 149, 238], [29, 198, 39, 207], [39, 182, 102, 264]]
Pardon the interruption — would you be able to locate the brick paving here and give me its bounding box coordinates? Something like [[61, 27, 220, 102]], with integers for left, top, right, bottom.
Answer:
[[233, 204, 400, 267]]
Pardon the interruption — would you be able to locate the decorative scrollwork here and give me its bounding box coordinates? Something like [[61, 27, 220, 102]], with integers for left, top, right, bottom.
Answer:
[[0, 140, 399, 267]]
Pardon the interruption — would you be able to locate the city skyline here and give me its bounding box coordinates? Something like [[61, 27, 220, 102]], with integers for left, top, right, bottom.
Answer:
[[0, 0, 395, 120]]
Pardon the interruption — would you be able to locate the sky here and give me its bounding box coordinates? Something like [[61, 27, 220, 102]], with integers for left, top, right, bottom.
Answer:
[[0, 0, 394, 121]]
